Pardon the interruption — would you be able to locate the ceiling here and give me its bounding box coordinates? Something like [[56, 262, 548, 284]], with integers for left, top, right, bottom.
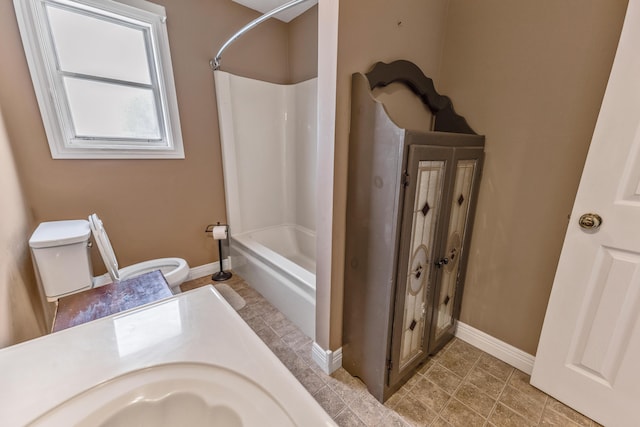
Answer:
[[232, 0, 317, 23]]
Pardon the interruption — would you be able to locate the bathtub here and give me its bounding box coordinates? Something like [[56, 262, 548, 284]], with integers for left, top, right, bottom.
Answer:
[[241, 225, 316, 274], [0, 287, 334, 426], [214, 71, 318, 339], [231, 224, 315, 338]]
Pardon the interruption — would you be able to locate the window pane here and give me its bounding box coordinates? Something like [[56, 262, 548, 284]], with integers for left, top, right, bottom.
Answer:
[[64, 77, 161, 140], [46, 4, 152, 85]]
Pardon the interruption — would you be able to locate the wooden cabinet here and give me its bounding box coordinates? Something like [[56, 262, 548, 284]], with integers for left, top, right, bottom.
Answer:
[[342, 61, 485, 402]]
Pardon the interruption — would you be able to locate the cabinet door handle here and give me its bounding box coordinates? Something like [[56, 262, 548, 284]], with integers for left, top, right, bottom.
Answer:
[[435, 257, 449, 268]]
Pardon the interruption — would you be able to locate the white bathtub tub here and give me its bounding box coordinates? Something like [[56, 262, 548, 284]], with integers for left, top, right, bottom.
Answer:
[[245, 225, 316, 274], [231, 224, 316, 339], [0, 287, 333, 426]]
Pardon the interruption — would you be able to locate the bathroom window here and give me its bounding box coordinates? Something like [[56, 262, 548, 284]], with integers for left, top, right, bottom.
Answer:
[[13, 0, 184, 159]]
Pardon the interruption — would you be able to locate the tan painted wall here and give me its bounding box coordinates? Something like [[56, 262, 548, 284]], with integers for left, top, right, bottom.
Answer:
[[0, 106, 46, 348], [331, 0, 628, 354], [3, 0, 621, 357], [437, 0, 628, 355], [0, 0, 291, 277], [289, 5, 318, 83], [332, 0, 451, 349]]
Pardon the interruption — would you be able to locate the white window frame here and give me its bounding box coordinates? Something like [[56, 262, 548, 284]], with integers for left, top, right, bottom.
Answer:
[[13, 0, 184, 159]]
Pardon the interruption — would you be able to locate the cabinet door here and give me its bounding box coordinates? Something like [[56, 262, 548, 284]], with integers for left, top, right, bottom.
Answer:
[[388, 145, 450, 386], [428, 147, 484, 352]]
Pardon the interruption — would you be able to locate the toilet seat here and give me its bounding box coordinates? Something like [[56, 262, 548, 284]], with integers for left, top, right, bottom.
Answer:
[[88, 213, 121, 282], [88, 214, 189, 291], [119, 257, 189, 291]]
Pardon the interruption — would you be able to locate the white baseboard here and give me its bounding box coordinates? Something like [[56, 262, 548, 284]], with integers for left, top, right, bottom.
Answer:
[[455, 321, 535, 375], [187, 258, 231, 281], [312, 342, 342, 374]]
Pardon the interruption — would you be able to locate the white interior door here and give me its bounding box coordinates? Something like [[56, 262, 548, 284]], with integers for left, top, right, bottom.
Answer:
[[531, 2, 640, 426]]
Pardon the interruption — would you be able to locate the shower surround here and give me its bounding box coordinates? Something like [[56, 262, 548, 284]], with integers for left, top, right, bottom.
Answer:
[[214, 71, 317, 339]]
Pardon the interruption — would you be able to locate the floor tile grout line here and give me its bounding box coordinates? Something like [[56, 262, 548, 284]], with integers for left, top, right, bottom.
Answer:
[[543, 403, 589, 427], [484, 366, 515, 426], [536, 395, 551, 427], [534, 391, 549, 426], [332, 405, 351, 424], [457, 354, 493, 424], [434, 349, 485, 425], [317, 384, 350, 422], [495, 371, 549, 426]]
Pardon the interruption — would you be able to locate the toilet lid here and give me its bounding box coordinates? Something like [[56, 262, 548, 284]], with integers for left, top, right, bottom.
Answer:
[[88, 213, 120, 282]]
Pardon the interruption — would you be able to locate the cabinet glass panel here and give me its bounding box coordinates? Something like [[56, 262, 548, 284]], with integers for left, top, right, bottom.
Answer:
[[399, 160, 445, 369], [435, 159, 477, 340]]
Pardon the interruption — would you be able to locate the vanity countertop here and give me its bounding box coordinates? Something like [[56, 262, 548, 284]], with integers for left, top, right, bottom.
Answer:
[[0, 286, 335, 426], [52, 269, 172, 332]]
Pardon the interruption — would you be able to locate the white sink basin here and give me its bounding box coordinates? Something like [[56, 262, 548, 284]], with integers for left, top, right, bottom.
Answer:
[[0, 287, 335, 427], [31, 363, 296, 427]]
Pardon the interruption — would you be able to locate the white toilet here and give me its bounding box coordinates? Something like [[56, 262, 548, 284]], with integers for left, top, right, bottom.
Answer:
[[29, 214, 190, 301]]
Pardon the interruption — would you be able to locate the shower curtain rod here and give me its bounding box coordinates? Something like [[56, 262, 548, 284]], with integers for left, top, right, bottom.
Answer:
[[211, 0, 315, 70]]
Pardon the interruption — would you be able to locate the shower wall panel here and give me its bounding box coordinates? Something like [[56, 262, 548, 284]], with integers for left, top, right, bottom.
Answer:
[[292, 78, 318, 232], [215, 71, 317, 236], [226, 76, 287, 233]]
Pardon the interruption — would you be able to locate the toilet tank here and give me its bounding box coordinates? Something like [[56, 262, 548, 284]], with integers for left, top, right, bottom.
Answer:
[[29, 220, 93, 301]]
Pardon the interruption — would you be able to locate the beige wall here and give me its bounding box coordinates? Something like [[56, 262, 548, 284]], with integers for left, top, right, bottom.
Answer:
[[330, 0, 628, 354], [289, 5, 318, 83], [0, 106, 46, 348], [2, 0, 623, 357], [0, 0, 292, 278], [332, 0, 451, 349], [438, 0, 628, 355]]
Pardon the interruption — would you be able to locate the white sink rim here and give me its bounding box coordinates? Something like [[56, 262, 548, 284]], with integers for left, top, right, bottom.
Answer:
[[0, 287, 336, 427], [30, 362, 297, 427]]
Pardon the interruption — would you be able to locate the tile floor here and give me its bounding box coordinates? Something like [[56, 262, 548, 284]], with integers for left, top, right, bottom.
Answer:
[[181, 273, 600, 427]]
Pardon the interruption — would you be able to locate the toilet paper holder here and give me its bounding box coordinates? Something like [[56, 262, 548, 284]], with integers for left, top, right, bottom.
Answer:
[[205, 223, 232, 282]]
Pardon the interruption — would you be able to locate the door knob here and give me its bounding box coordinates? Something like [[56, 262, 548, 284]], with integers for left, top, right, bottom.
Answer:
[[578, 213, 602, 230], [435, 257, 449, 268]]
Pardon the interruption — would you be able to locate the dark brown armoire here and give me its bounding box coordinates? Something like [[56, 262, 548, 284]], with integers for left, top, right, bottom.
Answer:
[[342, 60, 485, 402]]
